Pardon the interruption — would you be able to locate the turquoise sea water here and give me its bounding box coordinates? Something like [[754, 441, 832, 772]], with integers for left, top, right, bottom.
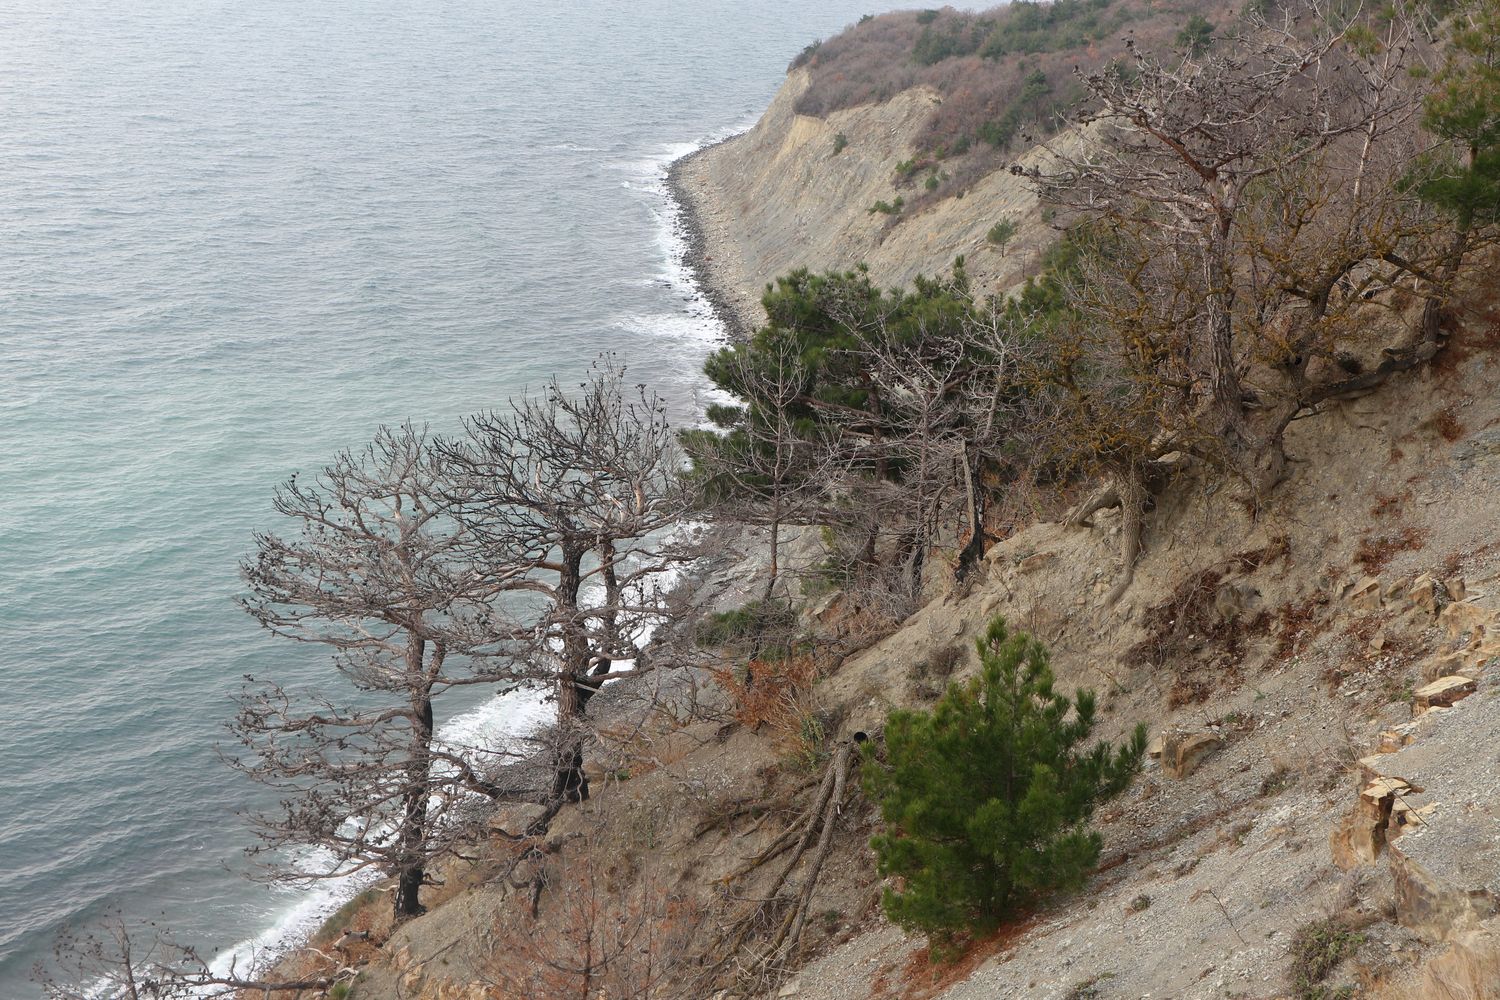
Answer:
[[0, 2, 886, 992]]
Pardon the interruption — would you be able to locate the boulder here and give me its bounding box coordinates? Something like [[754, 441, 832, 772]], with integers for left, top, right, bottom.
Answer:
[[1423, 653, 1472, 684], [1378, 729, 1418, 753], [1350, 576, 1384, 611], [1410, 573, 1452, 615], [1161, 732, 1222, 779], [1440, 600, 1494, 643], [1334, 776, 1412, 868], [1413, 676, 1478, 714], [1420, 922, 1500, 1000], [1391, 842, 1500, 941], [1425, 634, 1500, 679], [1390, 796, 1438, 838]]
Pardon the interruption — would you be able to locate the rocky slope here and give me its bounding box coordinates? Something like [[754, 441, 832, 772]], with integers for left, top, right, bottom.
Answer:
[[299, 50, 1500, 1000], [341, 290, 1500, 1000]]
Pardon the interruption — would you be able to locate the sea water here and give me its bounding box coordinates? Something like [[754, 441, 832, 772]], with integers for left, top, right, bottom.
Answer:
[[0, 1, 888, 992]]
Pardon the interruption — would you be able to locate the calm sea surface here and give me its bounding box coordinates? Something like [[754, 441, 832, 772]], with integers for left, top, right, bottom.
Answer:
[[0, 1, 886, 992]]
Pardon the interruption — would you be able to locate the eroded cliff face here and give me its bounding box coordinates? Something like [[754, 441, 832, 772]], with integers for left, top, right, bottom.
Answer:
[[675, 68, 1050, 333]]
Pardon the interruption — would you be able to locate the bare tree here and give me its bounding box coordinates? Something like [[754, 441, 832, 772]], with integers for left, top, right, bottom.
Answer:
[[1035, 1, 1435, 461], [231, 423, 512, 920], [856, 299, 1032, 596], [1028, 1, 1449, 594], [35, 914, 346, 999], [683, 336, 847, 602], [443, 357, 693, 807]]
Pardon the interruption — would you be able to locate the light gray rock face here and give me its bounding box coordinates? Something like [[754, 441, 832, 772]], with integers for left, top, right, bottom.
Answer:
[[1362, 664, 1500, 940]]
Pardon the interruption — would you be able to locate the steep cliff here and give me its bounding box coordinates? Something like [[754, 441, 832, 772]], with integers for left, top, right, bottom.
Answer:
[[673, 68, 1051, 333]]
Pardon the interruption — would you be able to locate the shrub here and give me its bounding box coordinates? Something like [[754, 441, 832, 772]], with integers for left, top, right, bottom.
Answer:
[[923, 643, 961, 679], [693, 599, 797, 656], [833, 131, 849, 155], [987, 217, 1018, 251], [790, 39, 823, 71], [1176, 14, 1215, 55], [868, 196, 905, 214], [863, 616, 1146, 939], [1064, 974, 1116, 1000], [711, 654, 827, 768], [1290, 917, 1365, 999]]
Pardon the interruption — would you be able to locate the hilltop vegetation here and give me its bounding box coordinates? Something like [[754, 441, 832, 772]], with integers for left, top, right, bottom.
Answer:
[[792, 1, 1224, 162]]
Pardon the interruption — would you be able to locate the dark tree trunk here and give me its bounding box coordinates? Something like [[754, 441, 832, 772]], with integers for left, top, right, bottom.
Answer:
[[393, 636, 435, 921], [551, 540, 596, 804], [762, 512, 781, 603], [551, 735, 589, 803], [1205, 217, 1247, 453], [955, 443, 987, 582]]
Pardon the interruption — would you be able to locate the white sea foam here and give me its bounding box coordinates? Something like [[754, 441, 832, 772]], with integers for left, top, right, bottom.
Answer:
[[204, 682, 554, 984]]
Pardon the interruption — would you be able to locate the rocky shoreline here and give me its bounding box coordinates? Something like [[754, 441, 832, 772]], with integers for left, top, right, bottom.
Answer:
[[665, 139, 759, 341]]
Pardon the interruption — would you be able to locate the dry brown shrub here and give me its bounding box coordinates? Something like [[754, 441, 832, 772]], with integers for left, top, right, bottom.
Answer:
[[709, 656, 827, 767], [486, 855, 709, 1000], [1127, 541, 1288, 705], [1274, 592, 1332, 660], [1354, 526, 1427, 574], [792, 0, 1227, 155], [1369, 490, 1408, 518], [1434, 405, 1468, 442]]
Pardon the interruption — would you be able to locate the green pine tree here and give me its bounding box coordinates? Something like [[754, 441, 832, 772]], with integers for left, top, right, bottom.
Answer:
[[1175, 14, 1215, 56], [1418, 0, 1500, 228], [862, 616, 1146, 940]]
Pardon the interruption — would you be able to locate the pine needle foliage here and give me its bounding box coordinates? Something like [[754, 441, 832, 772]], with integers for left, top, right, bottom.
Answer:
[[862, 616, 1146, 939], [1417, 0, 1500, 227]]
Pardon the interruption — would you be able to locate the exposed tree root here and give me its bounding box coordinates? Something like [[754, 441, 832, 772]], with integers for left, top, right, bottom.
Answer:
[[758, 742, 853, 966], [1066, 465, 1151, 606], [1064, 481, 1122, 529], [715, 742, 858, 980], [1102, 472, 1146, 607]]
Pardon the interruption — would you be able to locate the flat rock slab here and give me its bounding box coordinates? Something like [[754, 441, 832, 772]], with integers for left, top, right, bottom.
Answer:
[[1414, 675, 1478, 713]]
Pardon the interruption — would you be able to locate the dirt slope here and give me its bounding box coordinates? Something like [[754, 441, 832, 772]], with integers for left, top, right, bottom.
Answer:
[[341, 281, 1500, 1000], [308, 46, 1500, 1000]]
